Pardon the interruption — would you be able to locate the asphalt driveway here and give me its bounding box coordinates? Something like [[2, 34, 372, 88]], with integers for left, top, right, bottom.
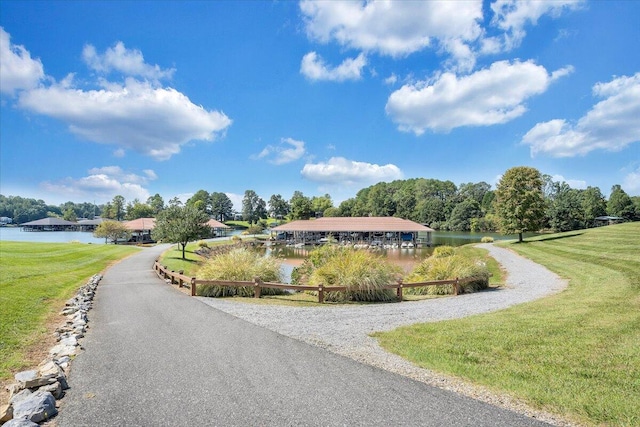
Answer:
[[58, 245, 550, 426]]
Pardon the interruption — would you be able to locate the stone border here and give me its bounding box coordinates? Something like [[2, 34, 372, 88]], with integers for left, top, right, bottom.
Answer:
[[1, 275, 102, 426]]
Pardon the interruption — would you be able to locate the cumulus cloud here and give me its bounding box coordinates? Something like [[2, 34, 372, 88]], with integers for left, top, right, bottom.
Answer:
[[491, 0, 584, 50], [300, 51, 367, 82], [300, 1, 482, 60], [18, 77, 232, 160], [522, 73, 640, 157], [41, 166, 157, 203], [0, 27, 45, 95], [386, 60, 572, 134], [301, 157, 402, 186], [254, 137, 306, 165], [82, 41, 175, 82]]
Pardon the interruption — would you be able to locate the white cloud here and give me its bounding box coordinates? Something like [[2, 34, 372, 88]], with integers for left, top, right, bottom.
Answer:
[[82, 42, 175, 81], [622, 166, 640, 196], [551, 174, 587, 189], [41, 166, 157, 203], [0, 27, 45, 95], [301, 157, 402, 186], [254, 137, 306, 165], [300, 51, 367, 82], [523, 73, 640, 157], [490, 0, 584, 50], [300, 0, 482, 62], [384, 73, 398, 85], [18, 77, 232, 160], [386, 60, 572, 134]]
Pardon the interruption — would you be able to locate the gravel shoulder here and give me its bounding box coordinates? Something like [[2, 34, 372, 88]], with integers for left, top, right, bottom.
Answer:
[[196, 243, 575, 426]]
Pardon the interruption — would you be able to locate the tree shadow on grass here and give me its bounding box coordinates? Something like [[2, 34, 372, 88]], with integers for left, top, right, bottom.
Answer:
[[516, 231, 584, 244]]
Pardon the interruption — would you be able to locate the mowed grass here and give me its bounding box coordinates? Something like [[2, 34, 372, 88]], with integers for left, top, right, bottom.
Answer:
[[0, 241, 139, 380], [373, 222, 640, 426]]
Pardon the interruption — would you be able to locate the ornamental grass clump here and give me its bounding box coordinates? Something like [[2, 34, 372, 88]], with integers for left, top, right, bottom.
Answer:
[[196, 247, 284, 297], [295, 245, 402, 302], [405, 248, 489, 295]]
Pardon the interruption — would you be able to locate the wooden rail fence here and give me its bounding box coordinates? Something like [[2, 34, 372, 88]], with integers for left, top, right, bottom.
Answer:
[[153, 260, 478, 303]]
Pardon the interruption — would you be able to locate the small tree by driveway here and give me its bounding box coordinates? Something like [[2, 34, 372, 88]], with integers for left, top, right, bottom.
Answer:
[[153, 204, 211, 259]]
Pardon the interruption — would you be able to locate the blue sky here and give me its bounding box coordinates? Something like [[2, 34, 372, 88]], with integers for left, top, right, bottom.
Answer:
[[1, 0, 639, 211]]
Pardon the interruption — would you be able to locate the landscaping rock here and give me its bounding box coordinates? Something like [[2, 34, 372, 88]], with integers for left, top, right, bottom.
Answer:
[[14, 370, 52, 390], [2, 418, 39, 427], [38, 381, 64, 399], [11, 390, 57, 422], [1, 403, 13, 422], [9, 389, 32, 405]]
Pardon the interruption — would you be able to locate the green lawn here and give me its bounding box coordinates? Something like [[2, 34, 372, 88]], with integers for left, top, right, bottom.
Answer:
[[0, 241, 139, 380], [373, 222, 640, 427]]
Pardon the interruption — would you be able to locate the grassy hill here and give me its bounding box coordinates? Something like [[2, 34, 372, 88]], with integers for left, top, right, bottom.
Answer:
[[0, 241, 139, 381], [374, 222, 640, 426]]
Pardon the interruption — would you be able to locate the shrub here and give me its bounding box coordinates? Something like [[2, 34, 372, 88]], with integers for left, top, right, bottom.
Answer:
[[432, 245, 455, 258], [295, 245, 401, 302], [196, 248, 284, 297], [405, 250, 489, 295], [231, 235, 242, 242], [481, 236, 494, 243], [197, 240, 209, 248]]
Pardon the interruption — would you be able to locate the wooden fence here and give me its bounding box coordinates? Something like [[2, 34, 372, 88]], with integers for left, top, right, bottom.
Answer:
[[153, 260, 478, 303]]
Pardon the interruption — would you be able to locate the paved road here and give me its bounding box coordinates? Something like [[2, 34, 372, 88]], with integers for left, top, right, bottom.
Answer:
[[59, 245, 550, 426]]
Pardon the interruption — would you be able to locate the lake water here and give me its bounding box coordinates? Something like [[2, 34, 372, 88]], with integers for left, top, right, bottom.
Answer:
[[0, 226, 106, 244]]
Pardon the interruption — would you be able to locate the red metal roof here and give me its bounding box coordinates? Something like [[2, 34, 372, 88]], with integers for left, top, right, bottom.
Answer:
[[124, 218, 156, 230], [272, 217, 433, 232], [206, 219, 230, 229]]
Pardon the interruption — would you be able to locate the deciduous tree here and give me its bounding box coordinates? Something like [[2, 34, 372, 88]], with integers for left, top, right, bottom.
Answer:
[[495, 166, 546, 242], [153, 205, 211, 259], [93, 220, 131, 244]]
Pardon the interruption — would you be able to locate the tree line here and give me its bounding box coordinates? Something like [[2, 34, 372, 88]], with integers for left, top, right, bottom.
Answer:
[[1, 167, 638, 235]]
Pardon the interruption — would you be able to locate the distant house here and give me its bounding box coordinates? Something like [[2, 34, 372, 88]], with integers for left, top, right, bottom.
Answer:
[[21, 217, 76, 231], [0, 217, 12, 225], [594, 215, 623, 226]]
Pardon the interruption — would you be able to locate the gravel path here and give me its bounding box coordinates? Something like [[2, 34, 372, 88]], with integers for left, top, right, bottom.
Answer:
[[196, 243, 574, 426]]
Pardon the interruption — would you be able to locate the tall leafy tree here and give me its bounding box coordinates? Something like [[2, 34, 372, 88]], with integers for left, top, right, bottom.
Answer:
[[153, 204, 211, 259], [186, 190, 211, 214], [311, 194, 333, 216], [546, 181, 583, 232], [581, 186, 607, 227], [495, 166, 546, 242], [242, 190, 267, 225], [446, 199, 482, 231], [125, 199, 155, 220], [112, 195, 126, 221], [607, 185, 635, 220], [210, 192, 234, 222], [147, 193, 165, 215], [289, 191, 313, 220], [268, 194, 290, 219]]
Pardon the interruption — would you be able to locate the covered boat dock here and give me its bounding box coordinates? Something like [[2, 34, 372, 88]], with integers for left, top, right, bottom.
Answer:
[[271, 217, 433, 248]]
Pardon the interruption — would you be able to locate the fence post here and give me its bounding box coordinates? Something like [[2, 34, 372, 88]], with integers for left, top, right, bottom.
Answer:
[[318, 285, 324, 304], [396, 278, 403, 301], [190, 278, 196, 296], [254, 277, 262, 299], [454, 277, 460, 296]]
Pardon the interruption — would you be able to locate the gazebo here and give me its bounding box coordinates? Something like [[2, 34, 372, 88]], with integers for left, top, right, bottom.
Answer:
[[272, 217, 433, 247], [21, 217, 77, 232], [206, 219, 231, 237]]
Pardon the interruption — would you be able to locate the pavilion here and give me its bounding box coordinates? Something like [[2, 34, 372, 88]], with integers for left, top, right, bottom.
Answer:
[[206, 219, 231, 237], [271, 217, 433, 247], [20, 217, 77, 231], [124, 217, 156, 243]]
